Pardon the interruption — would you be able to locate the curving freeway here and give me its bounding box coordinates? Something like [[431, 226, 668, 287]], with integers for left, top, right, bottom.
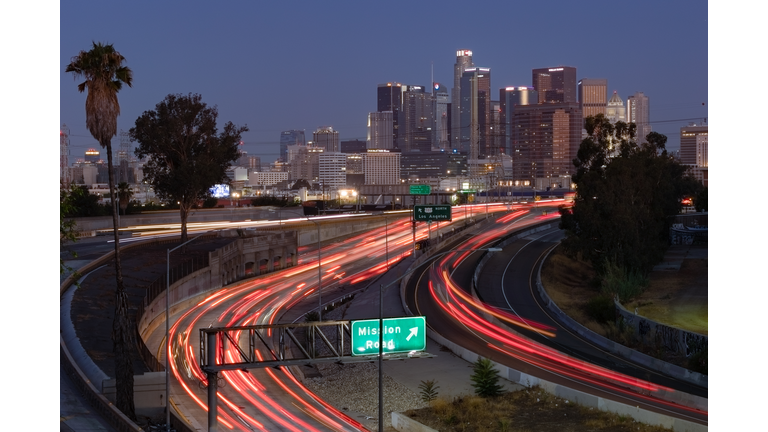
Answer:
[[143, 203, 520, 430], [402, 213, 708, 427]]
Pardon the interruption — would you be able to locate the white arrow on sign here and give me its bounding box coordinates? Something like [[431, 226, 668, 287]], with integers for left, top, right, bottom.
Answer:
[[406, 327, 418, 341]]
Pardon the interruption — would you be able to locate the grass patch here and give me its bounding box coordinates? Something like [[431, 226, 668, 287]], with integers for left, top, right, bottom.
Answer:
[[405, 387, 675, 432]]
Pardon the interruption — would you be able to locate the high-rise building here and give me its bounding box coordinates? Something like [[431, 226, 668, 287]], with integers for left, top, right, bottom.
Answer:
[[319, 152, 347, 190], [367, 112, 394, 150], [452, 50, 474, 149], [363, 150, 401, 185], [510, 103, 582, 185], [377, 83, 405, 149], [280, 130, 305, 162], [340, 139, 366, 154], [460, 67, 491, 162], [313, 127, 339, 152], [532, 66, 577, 104], [627, 92, 651, 142], [680, 124, 708, 166], [402, 85, 433, 152], [432, 82, 450, 150], [578, 78, 608, 121], [84, 148, 100, 164], [605, 91, 626, 124], [500, 87, 538, 156]]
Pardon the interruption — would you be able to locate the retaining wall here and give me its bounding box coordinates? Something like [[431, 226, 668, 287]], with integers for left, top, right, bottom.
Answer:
[[615, 300, 708, 358]]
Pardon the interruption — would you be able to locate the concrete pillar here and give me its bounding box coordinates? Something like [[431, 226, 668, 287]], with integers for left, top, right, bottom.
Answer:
[[280, 247, 286, 269], [268, 250, 274, 272]]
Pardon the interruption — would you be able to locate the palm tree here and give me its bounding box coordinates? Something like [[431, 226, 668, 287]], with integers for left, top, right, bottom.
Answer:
[[117, 181, 133, 215], [66, 42, 136, 420]]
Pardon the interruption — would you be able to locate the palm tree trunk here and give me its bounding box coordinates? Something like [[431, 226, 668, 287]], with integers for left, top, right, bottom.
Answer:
[[105, 140, 136, 421]]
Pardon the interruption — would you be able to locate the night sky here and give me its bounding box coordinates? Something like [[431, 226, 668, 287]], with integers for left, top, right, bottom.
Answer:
[[59, 1, 708, 161]]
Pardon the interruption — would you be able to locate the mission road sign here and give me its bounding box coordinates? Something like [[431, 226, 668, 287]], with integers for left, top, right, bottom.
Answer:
[[351, 316, 426, 356], [414, 204, 452, 222]]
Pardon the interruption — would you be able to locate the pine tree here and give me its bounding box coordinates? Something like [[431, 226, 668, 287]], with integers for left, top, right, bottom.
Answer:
[[470, 357, 504, 397]]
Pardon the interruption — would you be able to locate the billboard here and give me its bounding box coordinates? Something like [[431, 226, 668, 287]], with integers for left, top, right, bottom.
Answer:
[[209, 184, 230, 198]]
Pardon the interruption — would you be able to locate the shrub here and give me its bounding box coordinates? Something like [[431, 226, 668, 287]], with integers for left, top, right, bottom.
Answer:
[[418, 380, 439, 402], [687, 347, 707, 375], [586, 295, 615, 324], [202, 196, 219, 208], [470, 357, 504, 397], [600, 259, 648, 302]]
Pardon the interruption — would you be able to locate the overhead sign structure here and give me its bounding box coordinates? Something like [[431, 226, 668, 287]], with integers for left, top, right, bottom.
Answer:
[[409, 184, 431, 195], [414, 204, 452, 222], [351, 316, 426, 356]]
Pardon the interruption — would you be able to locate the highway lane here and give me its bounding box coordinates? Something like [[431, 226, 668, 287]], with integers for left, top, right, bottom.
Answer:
[[142, 204, 526, 431], [479, 228, 708, 398], [403, 214, 707, 426]]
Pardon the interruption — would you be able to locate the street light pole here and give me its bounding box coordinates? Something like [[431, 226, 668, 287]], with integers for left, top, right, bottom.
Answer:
[[166, 231, 209, 432]]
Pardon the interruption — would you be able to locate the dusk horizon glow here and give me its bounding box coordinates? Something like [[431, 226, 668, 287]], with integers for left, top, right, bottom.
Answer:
[[60, 2, 707, 161]]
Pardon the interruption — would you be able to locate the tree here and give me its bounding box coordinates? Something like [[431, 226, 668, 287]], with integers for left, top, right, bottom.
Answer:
[[131, 93, 248, 243], [117, 182, 133, 215], [61, 185, 80, 278], [470, 357, 504, 397], [66, 42, 136, 420], [559, 115, 701, 279]]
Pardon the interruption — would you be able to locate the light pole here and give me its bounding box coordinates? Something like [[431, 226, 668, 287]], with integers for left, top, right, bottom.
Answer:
[[274, 207, 324, 319], [374, 246, 502, 432], [166, 231, 209, 432]]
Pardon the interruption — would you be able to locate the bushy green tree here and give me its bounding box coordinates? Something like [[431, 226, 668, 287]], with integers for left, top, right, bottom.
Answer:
[[559, 115, 702, 278], [131, 93, 248, 243], [470, 357, 503, 397]]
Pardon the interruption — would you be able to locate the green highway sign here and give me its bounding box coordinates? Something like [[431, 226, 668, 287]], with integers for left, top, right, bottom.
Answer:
[[409, 184, 432, 195], [351, 316, 426, 356], [414, 204, 452, 222]]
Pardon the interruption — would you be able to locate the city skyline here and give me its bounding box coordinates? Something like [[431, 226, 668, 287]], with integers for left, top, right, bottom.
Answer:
[[60, 2, 707, 163]]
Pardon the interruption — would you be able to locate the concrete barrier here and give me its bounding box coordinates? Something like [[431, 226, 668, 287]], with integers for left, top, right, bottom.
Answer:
[[533, 246, 708, 390], [391, 412, 439, 432]]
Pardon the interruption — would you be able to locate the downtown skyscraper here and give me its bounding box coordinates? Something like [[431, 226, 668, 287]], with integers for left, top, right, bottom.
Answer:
[[578, 78, 608, 121], [459, 67, 491, 163], [627, 92, 651, 142], [451, 50, 474, 150], [532, 66, 577, 104]]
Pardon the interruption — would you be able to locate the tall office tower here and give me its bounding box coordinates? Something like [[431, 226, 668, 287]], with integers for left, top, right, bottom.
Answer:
[[605, 91, 626, 124], [459, 67, 491, 163], [532, 66, 577, 103], [627, 92, 651, 142], [451, 50, 474, 150], [367, 111, 394, 149], [308, 146, 324, 181], [500, 87, 538, 156], [280, 130, 305, 162], [319, 152, 347, 190], [680, 124, 708, 166], [60, 124, 71, 186], [313, 127, 339, 152], [511, 103, 582, 185], [341, 139, 366, 154], [287, 145, 312, 181], [237, 150, 249, 167], [578, 78, 608, 121], [490, 100, 502, 156], [432, 82, 450, 150], [247, 156, 261, 170], [85, 148, 100, 164], [402, 85, 433, 152], [363, 150, 401, 185], [377, 83, 405, 149], [345, 153, 363, 174]]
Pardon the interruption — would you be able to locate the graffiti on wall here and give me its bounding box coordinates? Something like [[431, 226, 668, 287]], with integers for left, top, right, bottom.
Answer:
[[615, 300, 706, 357]]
